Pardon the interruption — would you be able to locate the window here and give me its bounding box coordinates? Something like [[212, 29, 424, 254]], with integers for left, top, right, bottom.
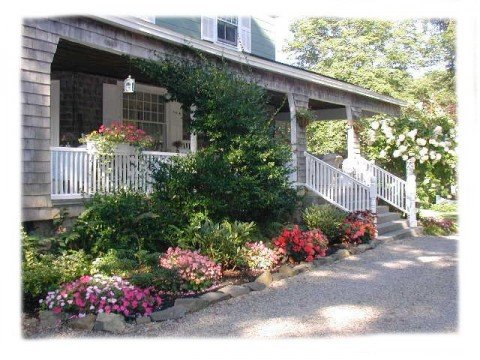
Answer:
[[123, 91, 166, 149], [217, 16, 238, 46]]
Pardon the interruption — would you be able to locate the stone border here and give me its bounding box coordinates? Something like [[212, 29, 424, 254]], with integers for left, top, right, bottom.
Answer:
[[38, 239, 382, 333]]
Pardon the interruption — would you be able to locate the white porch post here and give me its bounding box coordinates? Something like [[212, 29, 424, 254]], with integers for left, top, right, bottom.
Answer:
[[346, 106, 362, 159], [369, 176, 377, 214], [406, 158, 418, 227], [189, 105, 198, 153], [287, 93, 309, 185]]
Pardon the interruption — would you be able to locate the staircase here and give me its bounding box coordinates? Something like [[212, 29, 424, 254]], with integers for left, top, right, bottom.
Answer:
[[376, 205, 422, 241], [304, 151, 422, 240]]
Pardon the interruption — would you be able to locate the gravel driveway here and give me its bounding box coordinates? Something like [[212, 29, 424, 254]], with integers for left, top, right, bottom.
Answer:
[[28, 235, 458, 338]]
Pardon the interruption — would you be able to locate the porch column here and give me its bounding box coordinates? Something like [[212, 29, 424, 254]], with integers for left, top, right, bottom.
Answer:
[[287, 93, 309, 185], [346, 106, 362, 158], [190, 105, 198, 153]]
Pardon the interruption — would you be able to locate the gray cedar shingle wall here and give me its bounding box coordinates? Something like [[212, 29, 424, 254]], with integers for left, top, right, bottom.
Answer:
[[21, 22, 59, 221]]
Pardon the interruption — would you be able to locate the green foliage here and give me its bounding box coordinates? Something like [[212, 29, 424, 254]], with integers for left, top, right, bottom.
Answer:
[[302, 204, 348, 244], [307, 121, 348, 156], [67, 190, 172, 256], [174, 218, 256, 269], [133, 56, 297, 226], [90, 249, 138, 277], [129, 268, 182, 293], [430, 202, 457, 213]]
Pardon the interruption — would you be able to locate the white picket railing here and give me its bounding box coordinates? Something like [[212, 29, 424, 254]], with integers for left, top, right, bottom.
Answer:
[[305, 152, 376, 212], [50, 147, 182, 200]]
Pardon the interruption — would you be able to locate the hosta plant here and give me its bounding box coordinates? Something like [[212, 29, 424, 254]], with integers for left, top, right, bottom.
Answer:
[[40, 274, 162, 318], [273, 225, 328, 262], [240, 242, 279, 270], [159, 247, 222, 292]]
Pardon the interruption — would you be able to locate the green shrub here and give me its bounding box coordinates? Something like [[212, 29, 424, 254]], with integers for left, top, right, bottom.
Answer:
[[174, 218, 256, 269], [430, 202, 457, 213], [90, 249, 139, 277], [129, 268, 182, 293], [22, 248, 91, 312], [302, 204, 348, 244], [67, 190, 172, 255]]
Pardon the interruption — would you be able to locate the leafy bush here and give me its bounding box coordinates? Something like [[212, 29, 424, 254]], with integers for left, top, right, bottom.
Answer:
[[40, 274, 162, 317], [90, 249, 138, 278], [22, 248, 91, 311], [273, 225, 328, 262], [68, 190, 171, 255], [129, 268, 182, 293], [175, 218, 256, 269], [159, 247, 222, 292], [430, 202, 457, 213], [303, 204, 348, 244], [135, 56, 297, 226], [420, 217, 457, 235], [240, 242, 279, 270], [342, 211, 377, 245]]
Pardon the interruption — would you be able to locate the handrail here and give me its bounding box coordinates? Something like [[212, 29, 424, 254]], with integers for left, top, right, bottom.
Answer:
[[304, 152, 375, 212]]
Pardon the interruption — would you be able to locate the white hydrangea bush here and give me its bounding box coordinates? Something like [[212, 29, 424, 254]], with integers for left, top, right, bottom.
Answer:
[[360, 100, 457, 205]]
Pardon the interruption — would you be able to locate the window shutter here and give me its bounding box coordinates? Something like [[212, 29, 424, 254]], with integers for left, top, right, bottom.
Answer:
[[238, 16, 252, 53], [201, 16, 216, 42]]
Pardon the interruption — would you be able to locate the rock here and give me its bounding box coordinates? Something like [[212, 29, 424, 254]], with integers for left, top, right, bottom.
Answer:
[[278, 264, 296, 277], [174, 298, 210, 313], [199, 291, 231, 304], [218, 285, 251, 298], [243, 281, 266, 291], [93, 313, 126, 333], [356, 244, 370, 253], [293, 263, 311, 273], [272, 273, 285, 281], [313, 256, 334, 267], [370, 239, 380, 248], [67, 314, 96, 331], [135, 316, 152, 325], [39, 310, 65, 329], [334, 249, 351, 260], [255, 270, 273, 286], [151, 306, 187, 322]]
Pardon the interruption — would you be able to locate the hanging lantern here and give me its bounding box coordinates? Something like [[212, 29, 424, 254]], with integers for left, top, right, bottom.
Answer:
[[164, 92, 172, 101], [124, 75, 135, 93]]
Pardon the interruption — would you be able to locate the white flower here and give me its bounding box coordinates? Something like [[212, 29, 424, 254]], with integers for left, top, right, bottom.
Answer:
[[402, 154, 408, 160], [407, 129, 418, 139], [419, 147, 428, 156], [398, 145, 408, 153], [393, 150, 401, 158], [398, 134, 406, 142], [439, 141, 446, 147], [415, 102, 424, 110], [434, 126, 443, 135], [371, 121, 380, 130], [429, 139, 438, 146], [90, 305, 95, 310], [39, 299, 43, 304], [417, 138, 427, 146], [436, 153, 442, 161], [379, 150, 387, 157]]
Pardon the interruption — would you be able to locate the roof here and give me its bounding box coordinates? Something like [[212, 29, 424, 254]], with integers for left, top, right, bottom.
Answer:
[[92, 16, 407, 107]]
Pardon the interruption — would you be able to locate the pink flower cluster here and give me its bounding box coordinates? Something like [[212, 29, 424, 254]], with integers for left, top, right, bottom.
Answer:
[[159, 247, 222, 292], [82, 121, 154, 148], [39, 274, 162, 317], [241, 242, 279, 270]]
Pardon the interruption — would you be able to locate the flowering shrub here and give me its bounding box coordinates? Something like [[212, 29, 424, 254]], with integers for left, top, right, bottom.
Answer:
[[39, 274, 162, 317], [360, 101, 457, 205], [342, 211, 377, 245], [420, 217, 457, 236], [240, 242, 279, 270], [273, 226, 328, 262], [159, 247, 222, 292], [80, 121, 154, 157]]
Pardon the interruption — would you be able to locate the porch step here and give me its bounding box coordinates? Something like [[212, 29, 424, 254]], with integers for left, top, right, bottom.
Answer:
[[376, 212, 401, 224], [376, 205, 390, 214], [377, 219, 409, 236], [377, 227, 423, 242]]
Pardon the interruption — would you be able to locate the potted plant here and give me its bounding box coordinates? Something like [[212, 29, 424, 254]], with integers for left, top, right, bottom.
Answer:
[[79, 122, 154, 158], [295, 108, 315, 128]]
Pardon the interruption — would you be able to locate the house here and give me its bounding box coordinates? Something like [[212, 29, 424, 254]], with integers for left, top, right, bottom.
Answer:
[[21, 16, 417, 231]]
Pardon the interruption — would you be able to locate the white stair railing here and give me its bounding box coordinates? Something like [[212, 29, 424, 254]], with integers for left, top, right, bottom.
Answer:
[[343, 155, 417, 227], [51, 147, 182, 200], [305, 152, 376, 213]]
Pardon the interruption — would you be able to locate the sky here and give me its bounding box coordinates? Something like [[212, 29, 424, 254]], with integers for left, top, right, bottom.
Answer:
[[274, 16, 302, 64]]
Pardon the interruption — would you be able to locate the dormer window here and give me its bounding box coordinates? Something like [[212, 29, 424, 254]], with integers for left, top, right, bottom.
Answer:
[[217, 17, 238, 46]]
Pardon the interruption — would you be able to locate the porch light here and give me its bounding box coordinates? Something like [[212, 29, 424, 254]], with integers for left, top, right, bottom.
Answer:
[[124, 75, 135, 93]]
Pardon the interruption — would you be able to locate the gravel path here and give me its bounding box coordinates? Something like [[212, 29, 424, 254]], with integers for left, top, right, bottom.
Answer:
[[27, 235, 458, 338]]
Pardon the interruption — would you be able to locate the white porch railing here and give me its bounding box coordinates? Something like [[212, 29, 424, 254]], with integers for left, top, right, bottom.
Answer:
[[305, 152, 376, 212], [342, 155, 417, 227], [50, 147, 182, 200]]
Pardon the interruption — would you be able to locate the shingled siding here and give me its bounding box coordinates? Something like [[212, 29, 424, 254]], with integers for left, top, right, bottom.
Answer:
[[21, 23, 59, 221]]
